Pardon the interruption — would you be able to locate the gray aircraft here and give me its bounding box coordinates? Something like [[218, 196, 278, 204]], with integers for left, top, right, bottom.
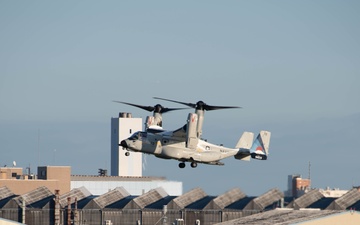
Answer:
[[117, 98, 271, 168]]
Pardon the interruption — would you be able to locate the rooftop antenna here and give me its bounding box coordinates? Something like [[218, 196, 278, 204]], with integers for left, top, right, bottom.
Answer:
[[308, 161, 311, 188], [38, 129, 40, 168]]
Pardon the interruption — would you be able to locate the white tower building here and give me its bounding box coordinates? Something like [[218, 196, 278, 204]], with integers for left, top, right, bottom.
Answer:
[[111, 112, 142, 176]]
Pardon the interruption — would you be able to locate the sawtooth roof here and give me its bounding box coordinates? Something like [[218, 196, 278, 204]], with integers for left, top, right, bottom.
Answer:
[[0, 186, 14, 200], [145, 196, 177, 209], [93, 187, 130, 208], [186, 196, 216, 209], [287, 189, 324, 209], [204, 188, 247, 210], [326, 188, 360, 210], [14, 186, 53, 207], [307, 197, 337, 209], [167, 187, 207, 210], [245, 188, 284, 211], [59, 186, 92, 208], [125, 187, 168, 209]]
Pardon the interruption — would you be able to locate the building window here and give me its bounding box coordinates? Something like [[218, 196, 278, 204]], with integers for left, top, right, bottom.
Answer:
[[130, 129, 132, 134]]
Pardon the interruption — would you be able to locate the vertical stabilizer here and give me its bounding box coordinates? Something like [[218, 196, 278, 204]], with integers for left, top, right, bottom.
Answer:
[[235, 132, 254, 149], [250, 131, 271, 160], [260, 130, 271, 154]]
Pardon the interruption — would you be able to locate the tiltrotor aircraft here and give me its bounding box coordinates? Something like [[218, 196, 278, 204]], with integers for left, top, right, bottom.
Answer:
[[116, 97, 271, 168]]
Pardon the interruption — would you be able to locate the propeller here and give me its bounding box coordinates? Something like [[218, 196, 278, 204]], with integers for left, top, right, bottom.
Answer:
[[112, 101, 187, 114], [153, 97, 241, 111]]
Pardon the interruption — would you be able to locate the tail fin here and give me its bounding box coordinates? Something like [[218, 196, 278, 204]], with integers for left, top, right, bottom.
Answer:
[[234, 132, 254, 161], [235, 131, 254, 149], [250, 131, 271, 160]]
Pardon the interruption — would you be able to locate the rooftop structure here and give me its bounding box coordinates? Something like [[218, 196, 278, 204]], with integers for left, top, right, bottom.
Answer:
[[111, 112, 143, 176]]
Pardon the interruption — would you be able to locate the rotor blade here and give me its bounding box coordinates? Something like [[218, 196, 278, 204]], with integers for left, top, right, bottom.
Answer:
[[153, 97, 241, 111], [113, 101, 154, 112], [205, 105, 241, 111], [160, 107, 188, 113], [153, 97, 196, 108], [113, 101, 188, 114]]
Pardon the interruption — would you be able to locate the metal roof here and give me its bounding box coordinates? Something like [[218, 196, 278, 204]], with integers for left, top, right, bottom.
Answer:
[[59, 186, 92, 208], [27, 195, 54, 209], [145, 196, 177, 209], [73, 196, 97, 209], [129, 187, 168, 209], [105, 196, 136, 209], [288, 189, 324, 209], [245, 188, 284, 210], [225, 197, 255, 210], [0, 186, 14, 200], [206, 188, 247, 210], [186, 196, 216, 209], [93, 187, 130, 208], [13, 186, 53, 207], [307, 197, 337, 209], [168, 187, 207, 209], [326, 188, 360, 210], [0, 196, 18, 208], [214, 209, 345, 225]]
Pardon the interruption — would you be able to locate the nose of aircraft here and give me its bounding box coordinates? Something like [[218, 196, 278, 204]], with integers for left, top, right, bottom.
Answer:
[[119, 140, 128, 148]]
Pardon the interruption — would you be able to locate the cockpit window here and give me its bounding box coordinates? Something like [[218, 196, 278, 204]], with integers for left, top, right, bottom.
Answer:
[[128, 131, 141, 140], [128, 131, 147, 140], [141, 132, 147, 138]]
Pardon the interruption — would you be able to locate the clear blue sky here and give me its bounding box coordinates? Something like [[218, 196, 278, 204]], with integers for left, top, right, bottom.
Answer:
[[1, 1, 359, 196]]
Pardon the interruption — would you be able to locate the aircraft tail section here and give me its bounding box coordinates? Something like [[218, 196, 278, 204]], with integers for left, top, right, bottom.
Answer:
[[235, 132, 254, 149], [234, 132, 254, 161], [250, 131, 271, 160], [234, 130, 271, 161]]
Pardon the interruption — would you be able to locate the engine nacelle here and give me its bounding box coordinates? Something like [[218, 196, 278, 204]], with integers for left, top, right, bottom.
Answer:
[[186, 113, 198, 149]]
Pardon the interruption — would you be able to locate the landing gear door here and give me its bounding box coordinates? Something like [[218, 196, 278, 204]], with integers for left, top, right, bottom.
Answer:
[[186, 113, 198, 150]]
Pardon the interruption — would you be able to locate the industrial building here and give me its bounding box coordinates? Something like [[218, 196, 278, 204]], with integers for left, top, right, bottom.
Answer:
[[0, 165, 182, 196], [1, 185, 360, 225]]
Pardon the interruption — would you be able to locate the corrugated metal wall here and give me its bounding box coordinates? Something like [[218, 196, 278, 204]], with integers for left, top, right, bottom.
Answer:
[[0, 207, 265, 225]]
